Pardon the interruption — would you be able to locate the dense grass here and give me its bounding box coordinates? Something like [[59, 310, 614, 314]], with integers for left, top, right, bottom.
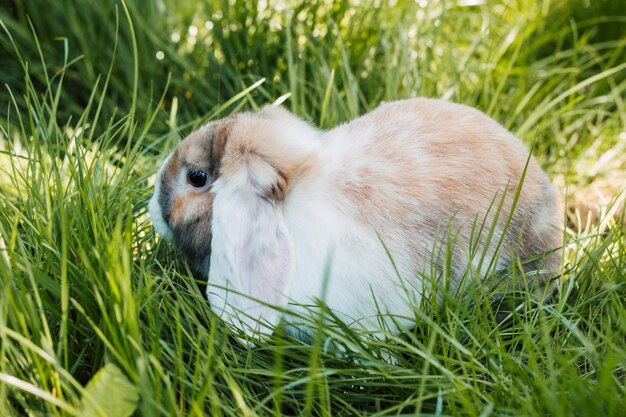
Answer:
[[1, 0, 625, 416]]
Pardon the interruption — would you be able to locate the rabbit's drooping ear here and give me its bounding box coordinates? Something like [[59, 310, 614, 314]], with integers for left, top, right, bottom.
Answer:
[[207, 180, 292, 339], [205, 112, 314, 340]]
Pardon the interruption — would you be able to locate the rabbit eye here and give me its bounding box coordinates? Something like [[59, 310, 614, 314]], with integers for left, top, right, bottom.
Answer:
[[187, 169, 209, 188]]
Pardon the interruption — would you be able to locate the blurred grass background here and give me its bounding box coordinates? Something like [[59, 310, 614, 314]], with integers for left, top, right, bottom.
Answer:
[[0, 0, 625, 416]]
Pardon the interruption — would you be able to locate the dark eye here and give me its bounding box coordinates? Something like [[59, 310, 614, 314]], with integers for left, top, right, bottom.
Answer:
[[187, 169, 209, 188]]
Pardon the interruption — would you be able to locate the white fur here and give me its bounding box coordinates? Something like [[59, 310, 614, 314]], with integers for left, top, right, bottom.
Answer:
[[208, 165, 294, 338]]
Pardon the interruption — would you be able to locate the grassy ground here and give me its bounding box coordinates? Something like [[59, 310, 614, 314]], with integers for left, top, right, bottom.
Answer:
[[1, 0, 625, 416]]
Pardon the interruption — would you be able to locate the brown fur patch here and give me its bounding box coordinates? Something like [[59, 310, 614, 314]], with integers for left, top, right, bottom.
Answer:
[[208, 118, 234, 177], [174, 117, 235, 178], [170, 195, 187, 224], [264, 167, 291, 201]]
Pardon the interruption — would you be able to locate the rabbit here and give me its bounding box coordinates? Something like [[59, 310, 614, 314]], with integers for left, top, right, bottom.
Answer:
[[149, 98, 563, 341]]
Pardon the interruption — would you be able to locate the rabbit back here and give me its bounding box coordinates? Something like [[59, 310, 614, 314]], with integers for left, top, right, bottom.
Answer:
[[282, 99, 561, 329]]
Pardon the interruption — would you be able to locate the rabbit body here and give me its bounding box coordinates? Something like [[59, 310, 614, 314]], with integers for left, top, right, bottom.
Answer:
[[149, 98, 562, 339]]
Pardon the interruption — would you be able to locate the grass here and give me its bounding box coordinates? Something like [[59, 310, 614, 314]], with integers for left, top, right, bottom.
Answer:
[[0, 0, 625, 415]]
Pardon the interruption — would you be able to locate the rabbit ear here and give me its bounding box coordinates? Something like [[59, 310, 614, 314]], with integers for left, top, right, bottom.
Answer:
[[207, 157, 293, 340], [204, 109, 319, 340]]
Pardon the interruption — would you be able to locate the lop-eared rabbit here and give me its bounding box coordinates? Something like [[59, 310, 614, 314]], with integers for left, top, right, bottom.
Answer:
[[149, 98, 562, 340]]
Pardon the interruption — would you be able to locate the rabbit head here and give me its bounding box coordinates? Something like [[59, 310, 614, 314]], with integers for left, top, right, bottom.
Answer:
[[149, 106, 320, 334]]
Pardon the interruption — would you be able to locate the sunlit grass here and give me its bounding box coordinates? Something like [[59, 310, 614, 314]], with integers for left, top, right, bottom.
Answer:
[[1, 0, 625, 416]]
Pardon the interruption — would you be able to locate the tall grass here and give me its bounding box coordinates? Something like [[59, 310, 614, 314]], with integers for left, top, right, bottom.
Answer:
[[1, 0, 625, 416]]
